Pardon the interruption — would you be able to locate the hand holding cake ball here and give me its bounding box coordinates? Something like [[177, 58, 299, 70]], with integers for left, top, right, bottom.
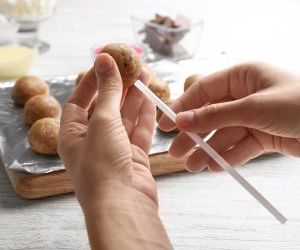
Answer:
[[83, 43, 143, 119], [58, 49, 174, 250]]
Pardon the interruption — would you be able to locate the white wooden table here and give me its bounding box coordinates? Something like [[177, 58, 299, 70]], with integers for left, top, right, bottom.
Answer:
[[1, 0, 300, 249]]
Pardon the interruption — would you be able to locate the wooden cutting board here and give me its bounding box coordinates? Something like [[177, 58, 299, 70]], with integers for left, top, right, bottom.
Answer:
[[2, 152, 187, 199]]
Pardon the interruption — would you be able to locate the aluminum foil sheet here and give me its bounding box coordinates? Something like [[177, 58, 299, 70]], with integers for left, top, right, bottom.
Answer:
[[0, 75, 177, 174]]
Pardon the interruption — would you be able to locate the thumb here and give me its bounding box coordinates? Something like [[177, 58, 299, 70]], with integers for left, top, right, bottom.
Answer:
[[176, 98, 256, 133], [94, 53, 123, 116]]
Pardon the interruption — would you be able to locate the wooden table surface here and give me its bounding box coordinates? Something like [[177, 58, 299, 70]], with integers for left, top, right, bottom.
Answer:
[[1, 0, 300, 249]]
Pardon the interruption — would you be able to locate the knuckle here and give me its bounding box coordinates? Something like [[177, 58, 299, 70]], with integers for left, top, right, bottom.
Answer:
[[91, 111, 120, 126], [100, 78, 120, 93], [232, 61, 265, 75], [244, 93, 269, 109], [241, 94, 274, 129], [199, 103, 219, 119], [229, 62, 266, 97], [193, 104, 220, 131]]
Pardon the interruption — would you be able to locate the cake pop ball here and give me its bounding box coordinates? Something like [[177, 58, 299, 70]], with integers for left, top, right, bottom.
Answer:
[[11, 76, 49, 105], [28, 117, 60, 155], [101, 43, 142, 89]]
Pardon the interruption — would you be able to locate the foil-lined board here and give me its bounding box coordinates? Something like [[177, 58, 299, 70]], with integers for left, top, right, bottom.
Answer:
[[0, 75, 177, 174]]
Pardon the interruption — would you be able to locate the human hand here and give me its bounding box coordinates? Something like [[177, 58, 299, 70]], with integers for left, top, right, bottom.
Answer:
[[59, 54, 172, 250], [58, 53, 157, 207], [159, 63, 300, 172]]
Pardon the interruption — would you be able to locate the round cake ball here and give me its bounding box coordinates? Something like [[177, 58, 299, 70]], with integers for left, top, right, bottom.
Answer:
[[75, 71, 87, 86], [101, 43, 141, 88], [149, 77, 170, 102], [28, 118, 60, 155], [24, 94, 61, 125], [184, 74, 202, 92], [11, 76, 49, 105]]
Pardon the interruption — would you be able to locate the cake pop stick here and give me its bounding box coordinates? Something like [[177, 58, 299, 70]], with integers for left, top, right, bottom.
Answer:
[[134, 79, 287, 224]]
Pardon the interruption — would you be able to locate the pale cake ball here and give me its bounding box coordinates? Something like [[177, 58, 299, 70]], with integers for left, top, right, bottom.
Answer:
[[143, 62, 171, 102], [149, 76, 170, 102], [28, 118, 60, 155], [184, 74, 202, 92], [11, 76, 49, 105], [101, 43, 141, 88], [24, 94, 61, 125]]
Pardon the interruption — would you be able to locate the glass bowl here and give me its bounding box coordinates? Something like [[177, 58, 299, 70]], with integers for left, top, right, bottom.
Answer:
[[0, 43, 37, 80], [131, 15, 204, 62], [0, 0, 58, 53]]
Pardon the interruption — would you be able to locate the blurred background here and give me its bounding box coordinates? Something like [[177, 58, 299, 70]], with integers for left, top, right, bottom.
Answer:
[[1, 0, 300, 79]]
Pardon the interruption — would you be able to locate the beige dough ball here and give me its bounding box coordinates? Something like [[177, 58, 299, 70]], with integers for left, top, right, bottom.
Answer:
[[184, 74, 202, 91], [24, 95, 61, 125], [75, 71, 87, 86], [149, 77, 170, 102], [144, 63, 170, 101], [11, 76, 49, 105], [101, 43, 141, 88], [28, 118, 60, 155]]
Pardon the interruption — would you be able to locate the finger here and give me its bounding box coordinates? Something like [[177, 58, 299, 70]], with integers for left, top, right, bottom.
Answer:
[[60, 103, 87, 127], [186, 127, 248, 172], [61, 68, 98, 127], [130, 97, 156, 154], [279, 137, 300, 157], [168, 131, 207, 159], [121, 69, 149, 136], [120, 65, 148, 107], [68, 68, 98, 109], [59, 104, 87, 161], [175, 97, 256, 134], [131, 145, 151, 169], [159, 68, 232, 131], [159, 63, 262, 132], [208, 135, 264, 172], [87, 53, 125, 145], [93, 53, 123, 119]]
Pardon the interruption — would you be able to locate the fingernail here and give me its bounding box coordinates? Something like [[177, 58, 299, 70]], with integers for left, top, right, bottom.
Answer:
[[96, 54, 113, 74], [176, 111, 194, 128], [186, 164, 206, 173], [208, 165, 223, 173]]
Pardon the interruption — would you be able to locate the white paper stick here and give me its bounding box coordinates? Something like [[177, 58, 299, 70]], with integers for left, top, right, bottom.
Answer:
[[134, 80, 287, 224]]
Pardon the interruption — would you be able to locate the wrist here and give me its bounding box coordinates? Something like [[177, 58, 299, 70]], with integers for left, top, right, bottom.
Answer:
[[77, 180, 158, 216], [80, 181, 172, 250]]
